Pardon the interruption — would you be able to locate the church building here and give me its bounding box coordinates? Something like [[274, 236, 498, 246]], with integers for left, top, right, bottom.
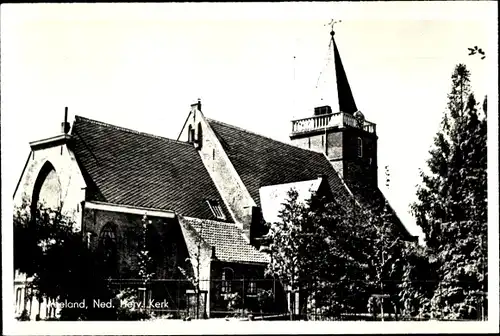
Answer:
[[13, 27, 416, 320]]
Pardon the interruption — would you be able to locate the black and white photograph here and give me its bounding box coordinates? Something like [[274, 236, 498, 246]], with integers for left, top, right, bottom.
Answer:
[[1, 2, 498, 334]]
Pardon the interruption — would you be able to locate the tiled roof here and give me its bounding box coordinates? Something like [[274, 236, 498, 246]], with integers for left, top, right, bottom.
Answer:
[[70, 116, 231, 221], [207, 119, 352, 206], [351, 185, 415, 240], [181, 217, 270, 264], [207, 119, 414, 240]]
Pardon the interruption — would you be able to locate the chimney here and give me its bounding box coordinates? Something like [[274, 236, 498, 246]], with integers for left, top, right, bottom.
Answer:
[[211, 246, 216, 260], [317, 174, 327, 180], [61, 107, 71, 134], [243, 206, 267, 244], [314, 105, 332, 116], [190, 99, 202, 114]]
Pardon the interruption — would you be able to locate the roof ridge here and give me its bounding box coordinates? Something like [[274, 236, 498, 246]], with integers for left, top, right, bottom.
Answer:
[[206, 118, 325, 156], [74, 115, 192, 146]]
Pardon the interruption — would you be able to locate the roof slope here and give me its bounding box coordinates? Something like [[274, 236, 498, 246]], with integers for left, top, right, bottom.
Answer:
[[208, 119, 414, 240], [351, 185, 415, 240], [332, 36, 358, 114], [207, 119, 351, 206], [70, 116, 231, 221], [181, 217, 270, 264]]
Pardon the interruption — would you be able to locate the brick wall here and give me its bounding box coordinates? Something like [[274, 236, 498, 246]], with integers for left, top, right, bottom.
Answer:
[[82, 208, 190, 279]]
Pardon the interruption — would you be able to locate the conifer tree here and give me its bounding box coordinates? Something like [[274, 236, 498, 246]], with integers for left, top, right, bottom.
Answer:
[[411, 63, 487, 320]]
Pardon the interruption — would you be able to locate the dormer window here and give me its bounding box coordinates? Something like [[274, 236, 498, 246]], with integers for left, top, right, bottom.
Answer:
[[207, 200, 226, 220], [357, 137, 363, 158]]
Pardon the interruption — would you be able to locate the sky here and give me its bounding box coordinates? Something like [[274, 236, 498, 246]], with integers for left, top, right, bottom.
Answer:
[[1, 2, 498, 242]]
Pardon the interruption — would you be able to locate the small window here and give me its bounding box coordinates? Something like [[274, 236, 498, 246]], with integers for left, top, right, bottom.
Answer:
[[190, 129, 195, 144], [247, 281, 257, 294], [221, 268, 233, 293], [15, 288, 23, 313], [207, 200, 226, 220], [188, 125, 193, 142], [100, 223, 116, 241], [357, 137, 363, 158], [98, 222, 118, 274]]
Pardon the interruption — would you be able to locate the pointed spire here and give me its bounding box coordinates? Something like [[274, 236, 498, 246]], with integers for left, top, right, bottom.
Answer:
[[317, 21, 359, 115], [331, 30, 358, 114]]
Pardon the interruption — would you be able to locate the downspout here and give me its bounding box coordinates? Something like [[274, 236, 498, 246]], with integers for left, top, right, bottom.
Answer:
[[208, 246, 216, 319], [80, 200, 88, 247]]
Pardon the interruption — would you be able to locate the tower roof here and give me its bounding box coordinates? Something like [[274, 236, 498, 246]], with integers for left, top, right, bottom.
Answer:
[[331, 31, 358, 114], [316, 28, 359, 115]]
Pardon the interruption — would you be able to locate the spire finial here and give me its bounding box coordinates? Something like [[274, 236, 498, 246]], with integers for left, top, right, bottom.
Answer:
[[61, 106, 70, 134], [325, 19, 341, 36]]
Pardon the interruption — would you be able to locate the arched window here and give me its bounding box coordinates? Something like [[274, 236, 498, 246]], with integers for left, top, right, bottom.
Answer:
[[246, 269, 259, 295], [98, 222, 118, 275], [188, 125, 193, 142], [357, 137, 363, 158], [197, 123, 203, 149], [221, 267, 234, 293], [31, 161, 62, 221]]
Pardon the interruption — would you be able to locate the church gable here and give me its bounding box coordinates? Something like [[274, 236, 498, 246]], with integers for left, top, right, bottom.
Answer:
[[14, 134, 87, 227], [177, 103, 257, 229]]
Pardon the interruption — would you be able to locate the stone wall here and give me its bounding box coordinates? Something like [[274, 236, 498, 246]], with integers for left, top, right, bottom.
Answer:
[[13, 143, 87, 228]]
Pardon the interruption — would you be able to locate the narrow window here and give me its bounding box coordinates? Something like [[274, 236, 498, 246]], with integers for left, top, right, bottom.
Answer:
[[190, 128, 195, 144], [207, 200, 226, 220], [98, 222, 118, 276], [197, 123, 203, 148], [16, 288, 23, 313], [188, 125, 193, 142], [357, 137, 363, 158], [221, 268, 234, 293]]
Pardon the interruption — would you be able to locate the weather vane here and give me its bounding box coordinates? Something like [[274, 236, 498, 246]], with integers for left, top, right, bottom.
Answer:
[[325, 19, 342, 33]]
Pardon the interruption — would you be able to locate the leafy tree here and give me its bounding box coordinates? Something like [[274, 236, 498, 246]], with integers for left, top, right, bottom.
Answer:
[[137, 215, 157, 283], [116, 215, 159, 320], [411, 63, 487, 320], [265, 188, 407, 320], [13, 200, 116, 320], [397, 244, 437, 320]]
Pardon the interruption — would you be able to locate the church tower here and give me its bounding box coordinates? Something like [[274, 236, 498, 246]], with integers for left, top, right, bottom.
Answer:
[[290, 24, 378, 188]]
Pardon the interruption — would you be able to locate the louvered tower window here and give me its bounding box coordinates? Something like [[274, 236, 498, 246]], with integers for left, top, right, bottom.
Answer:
[[357, 137, 363, 158]]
